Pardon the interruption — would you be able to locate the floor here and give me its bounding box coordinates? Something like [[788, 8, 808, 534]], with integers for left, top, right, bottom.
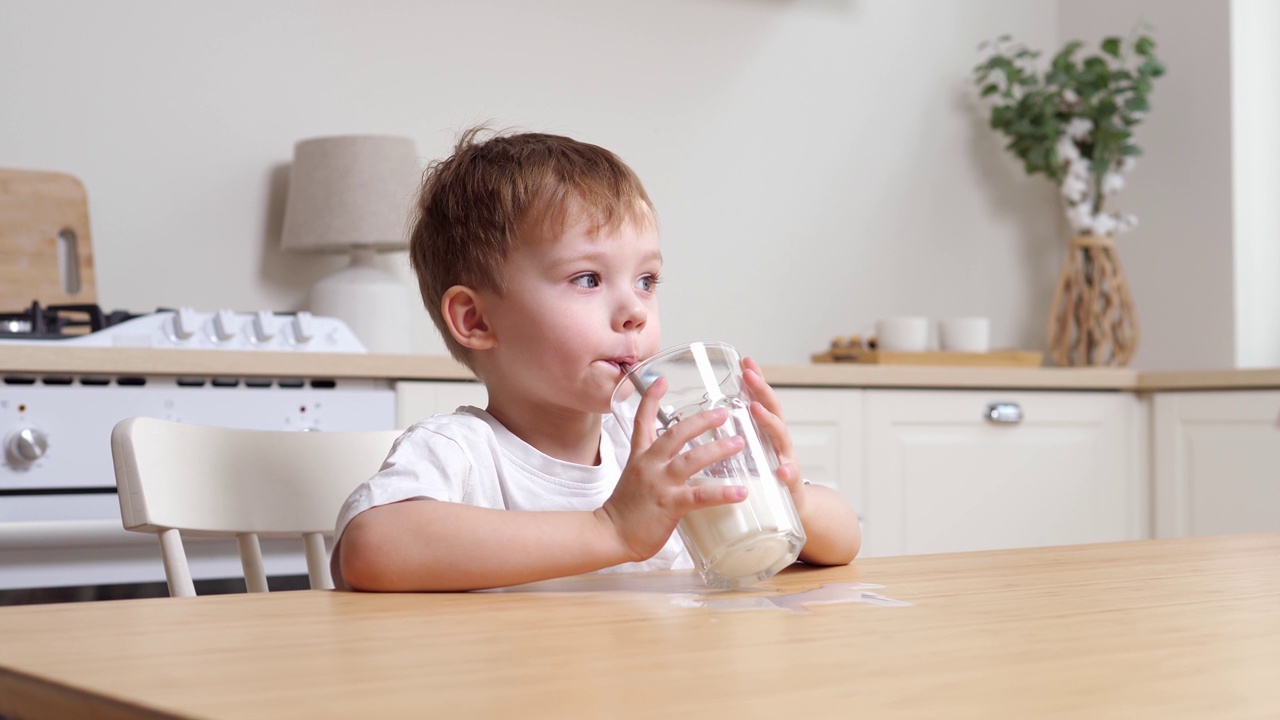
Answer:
[[0, 574, 311, 605]]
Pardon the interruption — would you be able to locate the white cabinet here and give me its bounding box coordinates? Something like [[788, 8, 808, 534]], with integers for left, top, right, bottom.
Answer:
[[395, 380, 488, 429], [1153, 390, 1280, 537], [772, 388, 864, 519], [391, 382, 1154, 559], [863, 389, 1145, 557]]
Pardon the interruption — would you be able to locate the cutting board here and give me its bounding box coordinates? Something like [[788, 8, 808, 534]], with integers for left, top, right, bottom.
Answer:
[[812, 346, 1044, 367], [0, 168, 97, 310]]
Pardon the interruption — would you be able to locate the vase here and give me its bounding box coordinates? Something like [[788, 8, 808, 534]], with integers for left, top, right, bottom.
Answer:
[[1046, 234, 1139, 367]]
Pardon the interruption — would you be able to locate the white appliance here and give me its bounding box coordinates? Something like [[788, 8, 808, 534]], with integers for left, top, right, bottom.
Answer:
[[0, 303, 396, 598]]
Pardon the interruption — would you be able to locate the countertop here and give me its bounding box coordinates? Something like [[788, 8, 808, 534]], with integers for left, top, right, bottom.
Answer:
[[1, 345, 1278, 391]]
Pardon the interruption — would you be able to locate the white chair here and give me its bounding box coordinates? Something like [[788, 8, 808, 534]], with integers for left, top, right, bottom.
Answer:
[[110, 416, 400, 597]]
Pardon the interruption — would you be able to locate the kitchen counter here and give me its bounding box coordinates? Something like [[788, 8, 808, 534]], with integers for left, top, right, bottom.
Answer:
[[2, 346, 1278, 391]]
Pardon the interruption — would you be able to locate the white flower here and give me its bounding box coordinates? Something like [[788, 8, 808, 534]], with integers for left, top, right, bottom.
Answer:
[[1101, 172, 1125, 195], [1066, 117, 1093, 141], [1066, 202, 1095, 233], [1117, 213, 1139, 233], [1119, 157, 1137, 174], [1062, 88, 1079, 104], [1060, 174, 1090, 203], [1055, 135, 1081, 163], [1065, 156, 1092, 180], [1090, 213, 1119, 236]]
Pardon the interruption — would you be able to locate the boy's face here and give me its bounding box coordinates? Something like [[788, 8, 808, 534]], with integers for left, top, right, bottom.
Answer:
[[478, 215, 663, 415]]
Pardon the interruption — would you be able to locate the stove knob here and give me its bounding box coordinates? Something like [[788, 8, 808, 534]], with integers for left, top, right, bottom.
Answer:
[[6, 427, 48, 465], [213, 309, 240, 342], [174, 307, 200, 340], [252, 310, 277, 342], [292, 311, 315, 343]]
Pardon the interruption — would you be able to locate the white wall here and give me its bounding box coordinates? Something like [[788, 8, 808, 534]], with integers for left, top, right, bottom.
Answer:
[[0, 0, 1063, 363], [1231, 0, 1280, 368]]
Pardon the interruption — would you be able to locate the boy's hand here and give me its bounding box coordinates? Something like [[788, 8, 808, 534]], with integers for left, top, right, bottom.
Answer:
[[600, 376, 748, 563], [741, 357, 810, 515]]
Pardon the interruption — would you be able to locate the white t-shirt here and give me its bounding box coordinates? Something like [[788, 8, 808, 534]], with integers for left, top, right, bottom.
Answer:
[[331, 406, 690, 589]]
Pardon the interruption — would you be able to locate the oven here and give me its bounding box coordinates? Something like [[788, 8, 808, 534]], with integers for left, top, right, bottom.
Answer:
[[0, 304, 397, 600]]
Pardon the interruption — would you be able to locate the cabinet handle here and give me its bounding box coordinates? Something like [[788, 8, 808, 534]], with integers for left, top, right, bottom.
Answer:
[[985, 402, 1023, 424]]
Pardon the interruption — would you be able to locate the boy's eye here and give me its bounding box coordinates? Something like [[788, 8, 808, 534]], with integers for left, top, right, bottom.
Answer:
[[636, 274, 661, 292], [572, 273, 600, 289]]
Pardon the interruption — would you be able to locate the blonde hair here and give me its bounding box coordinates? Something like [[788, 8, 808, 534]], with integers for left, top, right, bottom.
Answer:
[[410, 127, 655, 365]]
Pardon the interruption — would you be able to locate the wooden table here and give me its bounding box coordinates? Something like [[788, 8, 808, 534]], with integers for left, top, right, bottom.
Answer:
[[1, 533, 1277, 719]]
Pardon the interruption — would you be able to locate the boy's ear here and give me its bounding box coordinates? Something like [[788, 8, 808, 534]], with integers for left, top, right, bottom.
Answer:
[[440, 285, 496, 351]]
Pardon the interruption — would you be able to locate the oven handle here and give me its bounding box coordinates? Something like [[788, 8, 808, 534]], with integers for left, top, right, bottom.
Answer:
[[0, 520, 151, 549]]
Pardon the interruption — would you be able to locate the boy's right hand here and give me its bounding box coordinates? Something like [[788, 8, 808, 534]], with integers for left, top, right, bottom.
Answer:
[[597, 376, 747, 563]]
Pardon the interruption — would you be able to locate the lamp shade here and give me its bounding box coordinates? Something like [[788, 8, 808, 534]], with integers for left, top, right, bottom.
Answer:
[[281, 135, 419, 253]]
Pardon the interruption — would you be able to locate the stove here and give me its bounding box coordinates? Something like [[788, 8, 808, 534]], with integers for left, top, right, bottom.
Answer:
[[0, 303, 397, 596], [0, 301, 366, 352]]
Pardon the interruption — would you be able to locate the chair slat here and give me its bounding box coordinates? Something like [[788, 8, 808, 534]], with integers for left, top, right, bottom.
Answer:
[[237, 533, 269, 593], [304, 533, 334, 590], [159, 528, 197, 598]]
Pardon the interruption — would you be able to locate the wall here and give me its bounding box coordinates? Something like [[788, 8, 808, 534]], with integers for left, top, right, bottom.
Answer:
[[1231, 0, 1280, 368], [0, 0, 1062, 363]]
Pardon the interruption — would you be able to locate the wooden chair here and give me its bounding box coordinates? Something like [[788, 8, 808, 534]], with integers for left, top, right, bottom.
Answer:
[[110, 416, 400, 597]]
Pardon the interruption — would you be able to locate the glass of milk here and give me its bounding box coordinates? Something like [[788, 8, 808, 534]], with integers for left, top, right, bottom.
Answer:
[[611, 341, 806, 589]]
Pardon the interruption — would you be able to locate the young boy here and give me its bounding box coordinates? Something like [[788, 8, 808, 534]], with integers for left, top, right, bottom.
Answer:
[[332, 128, 860, 592]]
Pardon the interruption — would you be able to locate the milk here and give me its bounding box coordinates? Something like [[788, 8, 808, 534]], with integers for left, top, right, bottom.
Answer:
[[678, 473, 805, 588]]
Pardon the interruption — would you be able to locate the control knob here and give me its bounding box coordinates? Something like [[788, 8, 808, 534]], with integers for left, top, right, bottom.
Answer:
[[6, 427, 49, 465]]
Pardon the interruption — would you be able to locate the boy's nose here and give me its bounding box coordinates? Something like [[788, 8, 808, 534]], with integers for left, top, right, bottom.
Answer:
[[617, 297, 647, 332]]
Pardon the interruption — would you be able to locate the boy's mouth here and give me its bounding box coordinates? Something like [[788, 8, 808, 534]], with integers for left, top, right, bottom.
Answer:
[[607, 356, 639, 374]]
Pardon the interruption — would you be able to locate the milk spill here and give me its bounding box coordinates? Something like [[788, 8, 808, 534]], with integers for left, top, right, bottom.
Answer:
[[671, 583, 912, 614]]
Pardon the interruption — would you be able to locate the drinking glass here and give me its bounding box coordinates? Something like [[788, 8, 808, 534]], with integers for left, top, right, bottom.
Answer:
[[611, 341, 805, 588]]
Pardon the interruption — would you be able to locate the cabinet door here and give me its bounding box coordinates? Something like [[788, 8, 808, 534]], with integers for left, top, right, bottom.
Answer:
[[1153, 391, 1280, 537], [395, 381, 488, 429], [865, 390, 1143, 557], [772, 388, 864, 523]]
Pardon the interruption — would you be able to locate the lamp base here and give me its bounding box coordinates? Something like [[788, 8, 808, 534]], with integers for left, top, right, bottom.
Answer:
[[309, 248, 412, 354]]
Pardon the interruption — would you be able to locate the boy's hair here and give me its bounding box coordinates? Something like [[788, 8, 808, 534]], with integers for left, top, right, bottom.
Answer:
[[410, 127, 656, 366]]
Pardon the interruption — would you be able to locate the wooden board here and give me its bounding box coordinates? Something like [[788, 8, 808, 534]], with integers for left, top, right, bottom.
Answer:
[[0, 168, 97, 310], [812, 346, 1043, 367]]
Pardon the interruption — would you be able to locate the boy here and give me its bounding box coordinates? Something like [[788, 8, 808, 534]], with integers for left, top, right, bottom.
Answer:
[[333, 128, 860, 591]]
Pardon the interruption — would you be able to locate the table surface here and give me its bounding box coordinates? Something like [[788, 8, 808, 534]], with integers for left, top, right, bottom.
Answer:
[[1, 533, 1277, 720]]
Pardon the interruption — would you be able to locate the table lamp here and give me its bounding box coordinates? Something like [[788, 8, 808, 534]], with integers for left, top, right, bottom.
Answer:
[[281, 135, 420, 354]]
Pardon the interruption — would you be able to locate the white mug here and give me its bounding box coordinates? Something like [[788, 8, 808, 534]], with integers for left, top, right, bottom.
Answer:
[[876, 317, 930, 352], [939, 317, 991, 353]]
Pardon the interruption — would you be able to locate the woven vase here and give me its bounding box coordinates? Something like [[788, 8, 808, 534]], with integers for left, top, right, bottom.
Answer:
[[1046, 234, 1139, 367]]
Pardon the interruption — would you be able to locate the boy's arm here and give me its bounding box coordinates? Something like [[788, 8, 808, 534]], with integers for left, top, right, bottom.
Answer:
[[742, 358, 862, 566], [341, 380, 746, 592], [338, 500, 631, 592]]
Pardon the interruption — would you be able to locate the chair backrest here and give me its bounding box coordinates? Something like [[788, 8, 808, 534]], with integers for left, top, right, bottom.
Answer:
[[110, 416, 400, 597]]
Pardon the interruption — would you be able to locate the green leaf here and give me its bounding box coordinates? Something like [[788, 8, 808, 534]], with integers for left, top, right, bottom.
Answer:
[[1101, 37, 1122, 58], [1120, 144, 1143, 157], [1052, 41, 1083, 72], [1135, 36, 1155, 56], [982, 84, 1000, 97], [1125, 95, 1150, 113]]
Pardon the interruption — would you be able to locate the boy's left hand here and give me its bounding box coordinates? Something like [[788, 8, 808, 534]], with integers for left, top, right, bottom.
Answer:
[[741, 357, 862, 566], [741, 357, 810, 516]]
